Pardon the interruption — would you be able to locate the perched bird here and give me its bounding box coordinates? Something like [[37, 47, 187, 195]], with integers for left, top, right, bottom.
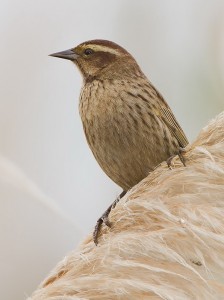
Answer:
[[50, 39, 188, 244]]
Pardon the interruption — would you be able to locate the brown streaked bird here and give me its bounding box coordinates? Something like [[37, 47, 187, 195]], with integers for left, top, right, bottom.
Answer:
[[50, 39, 188, 245]]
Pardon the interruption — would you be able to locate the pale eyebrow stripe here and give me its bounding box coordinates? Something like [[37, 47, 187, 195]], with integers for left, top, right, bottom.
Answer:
[[84, 44, 122, 56]]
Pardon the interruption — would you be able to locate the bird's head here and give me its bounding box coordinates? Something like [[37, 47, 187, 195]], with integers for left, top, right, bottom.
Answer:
[[50, 39, 141, 81]]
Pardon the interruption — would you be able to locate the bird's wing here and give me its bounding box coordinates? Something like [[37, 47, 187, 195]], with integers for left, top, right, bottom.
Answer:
[[153, 92, 189, 148]]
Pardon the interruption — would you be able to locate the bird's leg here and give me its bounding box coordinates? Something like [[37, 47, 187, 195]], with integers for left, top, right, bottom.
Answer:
[[178, 147, 187, 166], [93, 190, 126, 245], [166, 147, 187, 169]]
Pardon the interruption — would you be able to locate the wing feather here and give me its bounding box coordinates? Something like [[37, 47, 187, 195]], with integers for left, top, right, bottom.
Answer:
[[152, 89, 189, 147]]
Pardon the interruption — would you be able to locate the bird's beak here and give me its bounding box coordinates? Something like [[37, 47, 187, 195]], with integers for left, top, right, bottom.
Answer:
[[49, 49, 78, 61]]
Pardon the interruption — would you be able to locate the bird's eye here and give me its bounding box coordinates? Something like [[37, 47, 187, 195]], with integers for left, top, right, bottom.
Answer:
[[84, 48, 94, 56]]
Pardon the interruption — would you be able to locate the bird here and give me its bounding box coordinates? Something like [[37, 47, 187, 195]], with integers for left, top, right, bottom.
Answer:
[[50, 39, 189, 245]]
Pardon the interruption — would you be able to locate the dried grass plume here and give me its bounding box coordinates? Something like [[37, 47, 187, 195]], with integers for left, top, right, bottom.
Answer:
[[28, 111, 224, 300]]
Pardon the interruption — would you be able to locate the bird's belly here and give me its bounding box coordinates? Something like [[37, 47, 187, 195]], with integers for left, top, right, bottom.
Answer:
[[84, 119, 178, 191]]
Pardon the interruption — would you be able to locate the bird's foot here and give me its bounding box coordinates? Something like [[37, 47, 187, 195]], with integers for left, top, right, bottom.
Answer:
[[93, 190, 126, 245], [166, 147, 186, 169]]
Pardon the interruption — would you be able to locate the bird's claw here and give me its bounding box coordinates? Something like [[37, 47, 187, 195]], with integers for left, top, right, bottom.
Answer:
[[102, 215, 111, 228], [166, 147, 186, 168], [93, 213, 111, 245], [166, 155, 175, 169], [93, 190, 126, 245]]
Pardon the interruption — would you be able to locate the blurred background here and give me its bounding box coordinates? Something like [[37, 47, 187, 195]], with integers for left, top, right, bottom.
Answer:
[[0, 0, 224, 299]]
